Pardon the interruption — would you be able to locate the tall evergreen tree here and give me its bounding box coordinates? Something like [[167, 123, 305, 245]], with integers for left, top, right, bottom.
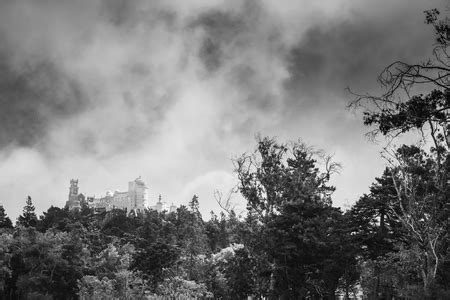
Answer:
[[0, 205, 13, 229], [182, 195, 209, 281], [17, 196, 37, 228]]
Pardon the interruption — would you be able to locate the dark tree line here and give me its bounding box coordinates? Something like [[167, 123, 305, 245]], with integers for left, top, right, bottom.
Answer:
[[1, 138, 446, 299], [0, 138, 361, 299]]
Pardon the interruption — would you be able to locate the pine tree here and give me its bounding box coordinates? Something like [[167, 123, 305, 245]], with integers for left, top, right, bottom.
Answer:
[[17, 196, 37, 227], [188, 195, 201, 218], [0, 205, 13, 229], [182, 195, 209, 281]]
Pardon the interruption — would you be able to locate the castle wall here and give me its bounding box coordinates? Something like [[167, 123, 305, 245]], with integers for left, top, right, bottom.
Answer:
[[88, 177, 148, 213], [67, 177, 171, 214]]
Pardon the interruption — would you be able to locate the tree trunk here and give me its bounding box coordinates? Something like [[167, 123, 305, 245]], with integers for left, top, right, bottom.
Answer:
[[421, 251, 437, 299], [345, 284, 350, 300]]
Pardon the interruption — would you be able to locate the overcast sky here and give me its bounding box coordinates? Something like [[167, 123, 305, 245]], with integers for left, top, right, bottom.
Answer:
[[0, 0, 446, 220]]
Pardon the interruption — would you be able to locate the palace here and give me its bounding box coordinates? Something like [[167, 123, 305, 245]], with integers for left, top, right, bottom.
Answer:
[[65, 177, 176, 214]]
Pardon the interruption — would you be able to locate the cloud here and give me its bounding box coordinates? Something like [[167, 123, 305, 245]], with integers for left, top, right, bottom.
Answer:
[[0, 0, 446, 219], [0, 54, 88, 148], [284, 3, 438, 100]]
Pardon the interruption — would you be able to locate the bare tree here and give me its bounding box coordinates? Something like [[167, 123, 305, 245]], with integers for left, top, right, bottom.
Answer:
[[382, 146, 447, 295], [349, 9, 450, 150], [213, 187, 239, 216]]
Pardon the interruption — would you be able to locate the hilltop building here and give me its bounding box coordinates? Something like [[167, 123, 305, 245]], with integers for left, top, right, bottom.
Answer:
[[65, 179, 86, 211], [149, 195, 177, 213], [65, 177, 176, 214]]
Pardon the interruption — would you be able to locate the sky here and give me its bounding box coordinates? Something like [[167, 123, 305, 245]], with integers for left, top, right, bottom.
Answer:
[[0, 0, 446, 220]]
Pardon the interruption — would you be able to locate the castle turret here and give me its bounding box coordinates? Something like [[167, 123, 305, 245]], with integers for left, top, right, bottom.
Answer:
[[127, 176, 148, 212], [65, 179, 81, 210], [154, 194, 163, 212]]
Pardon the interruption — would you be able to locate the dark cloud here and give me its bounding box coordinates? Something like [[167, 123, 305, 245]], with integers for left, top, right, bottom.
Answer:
[[100, 0, 178, 30], [190, 0, 268, 74], [187, 0, 287, 137], [284, 5, 437, 100], [0, 0, 183, 157], [0, 53, 87, 148], [101, 0, 136, 26], [193, 10, 246, 72]]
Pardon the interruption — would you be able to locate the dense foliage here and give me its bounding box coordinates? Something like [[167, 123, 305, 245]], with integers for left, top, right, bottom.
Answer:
[[0, 138, 363, 299], [2, 134, 447, 299]]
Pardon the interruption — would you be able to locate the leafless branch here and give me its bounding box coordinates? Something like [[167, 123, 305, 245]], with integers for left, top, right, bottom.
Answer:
[[213, 187, 238, 216]]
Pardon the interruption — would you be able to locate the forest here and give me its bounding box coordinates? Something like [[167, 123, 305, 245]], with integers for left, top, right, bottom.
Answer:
[[0, 7, 449, 300]]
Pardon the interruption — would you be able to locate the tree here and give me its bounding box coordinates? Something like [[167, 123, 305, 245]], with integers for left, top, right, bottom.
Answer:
[[205, 212, 222, 252], [81, 242, 148, 299], [101, 208, 141, 238], [348, 168, 406, 259], [171, 196, 209, 283], [37, 206, 70, 232], [156, 276, 211, 298], [0, 206, 13, 229], [17, 196, 37, 228], [350, 9, 449, 146], [3, 228, 85, 299], [386, 145, 448, 296], [131, 241, 180, 290], [208, 244, 257, 299], [235, 137, 339, 221], [349, 170, 405, 298], [349, 8, 450, 298], [234, 137, 347, 298]]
